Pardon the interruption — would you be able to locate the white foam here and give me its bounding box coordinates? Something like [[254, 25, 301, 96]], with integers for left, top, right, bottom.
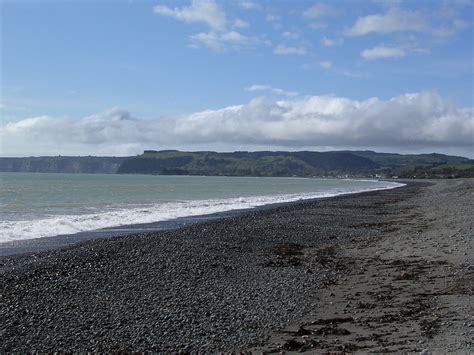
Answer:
[[0, 181, 404, 243]]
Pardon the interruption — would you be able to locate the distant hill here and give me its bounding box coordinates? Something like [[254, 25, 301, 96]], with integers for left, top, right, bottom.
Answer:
[[1, 150, 473, 178], [116, 150, 379, 177], [349, 151, 468, 166], [348, 151, 474, 178]]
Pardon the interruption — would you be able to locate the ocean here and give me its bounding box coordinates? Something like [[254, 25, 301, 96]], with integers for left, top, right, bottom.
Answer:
[[0, 172, 403, 243]]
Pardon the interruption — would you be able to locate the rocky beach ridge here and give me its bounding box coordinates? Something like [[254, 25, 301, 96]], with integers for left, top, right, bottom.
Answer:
[[0, 179, 472, 352]]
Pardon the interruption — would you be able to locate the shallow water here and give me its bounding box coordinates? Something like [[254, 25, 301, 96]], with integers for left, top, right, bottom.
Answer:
[[0, 173, 403, 242]]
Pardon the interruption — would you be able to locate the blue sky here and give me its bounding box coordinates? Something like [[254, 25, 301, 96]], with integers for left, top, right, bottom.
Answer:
[[1, 0, 473, 156]]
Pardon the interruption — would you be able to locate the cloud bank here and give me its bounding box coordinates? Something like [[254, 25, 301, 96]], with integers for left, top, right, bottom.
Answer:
[[1, 92, 472, 156]]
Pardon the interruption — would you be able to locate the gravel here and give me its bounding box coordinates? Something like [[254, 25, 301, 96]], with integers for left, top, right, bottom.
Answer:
[[0, 182, 424, 352]]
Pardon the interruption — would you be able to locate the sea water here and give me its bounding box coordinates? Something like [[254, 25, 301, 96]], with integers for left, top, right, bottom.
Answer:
[[0, 173, 404, 243]]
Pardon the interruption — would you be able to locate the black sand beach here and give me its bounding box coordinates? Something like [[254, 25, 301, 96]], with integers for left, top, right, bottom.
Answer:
[[1, 179, 472, 352]]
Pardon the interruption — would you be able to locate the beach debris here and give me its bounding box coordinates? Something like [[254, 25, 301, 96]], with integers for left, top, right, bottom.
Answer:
[[261, 243, 305, 267], [281, 338, 303, 350], [295, 326, 312, 336], [313, 325, 351, 336], [310, 317, 354, 325], [419, 318, 441, 338]]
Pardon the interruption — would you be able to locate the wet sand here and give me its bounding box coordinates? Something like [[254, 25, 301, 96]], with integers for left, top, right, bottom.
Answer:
[[0, 179, 472, 352]]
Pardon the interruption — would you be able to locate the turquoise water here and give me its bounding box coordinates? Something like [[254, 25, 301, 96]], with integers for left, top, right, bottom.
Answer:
[[0, 173, 403, 242]]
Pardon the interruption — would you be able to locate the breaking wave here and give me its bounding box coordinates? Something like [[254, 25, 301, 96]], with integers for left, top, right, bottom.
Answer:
[[0, 181, 404, 243]]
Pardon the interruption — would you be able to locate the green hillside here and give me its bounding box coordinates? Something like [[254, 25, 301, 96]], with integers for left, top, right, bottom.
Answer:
[[348, 151, 474, 178], [1, 150, 472, 178], [117, 150, 381, 177]]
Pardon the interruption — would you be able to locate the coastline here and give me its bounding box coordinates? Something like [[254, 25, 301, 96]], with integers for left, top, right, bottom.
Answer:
[[254, 178, 473, 352], [0, 179, 403, 257], [1, 179, 472, 352]]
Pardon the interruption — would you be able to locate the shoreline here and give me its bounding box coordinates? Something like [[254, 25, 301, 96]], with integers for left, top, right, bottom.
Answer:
[[1, 179, 471, 352], [0, 179, 404, 257], [254, 178, 473, 352]]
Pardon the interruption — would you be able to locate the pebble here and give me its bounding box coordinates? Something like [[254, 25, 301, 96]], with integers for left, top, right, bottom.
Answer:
[[0, 181, 458, 352]]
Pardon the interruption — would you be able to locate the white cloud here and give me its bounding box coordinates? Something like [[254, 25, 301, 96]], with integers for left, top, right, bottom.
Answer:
[[190, 30, 265, 51], [361, 45, 406, 59], [345, 8, 427, 36], [319, 61, 332, 69], [282, 31, 300, 39], [233, 18, 249, 28], [274, 44, 307, 55], [303, 3, 335, 18], [345, 7, 468, 39], [246, 84, 299, 97], [1, 109, 146, 156], [321, 37, 343, 47], [153, 1, 269, 52], [153, 0, 227, 32], [2, 92, 472, 156], [190, 31, 222, 51], [221, 31, 246, 42]]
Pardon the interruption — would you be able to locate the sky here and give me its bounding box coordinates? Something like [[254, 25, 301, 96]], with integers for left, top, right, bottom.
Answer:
[[1, 0, 473, 157]]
